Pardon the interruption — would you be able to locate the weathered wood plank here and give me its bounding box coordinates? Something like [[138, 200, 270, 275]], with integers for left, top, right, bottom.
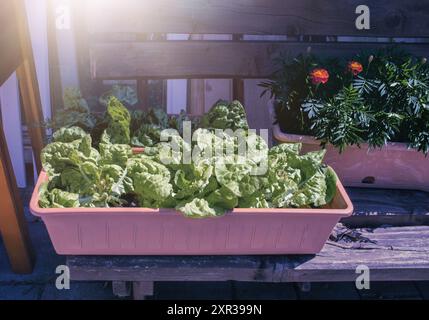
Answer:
[[112, 281, 132, 298], [0, 0, 22, 85], [133, 281, 154, 300], [285, 226, 429, 282], [342, 187, 429, 227], [68, 255, 284, 282], [85, 0, 429, 37], [90, 41, 429, 80], [67, 226, 429, 283], [357, 282, 423, 300], [0, 119, 35, 274]]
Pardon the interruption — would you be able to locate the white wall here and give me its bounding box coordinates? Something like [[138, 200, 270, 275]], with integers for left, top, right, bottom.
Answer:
[[0, 0, 52, 187], [25, 0, 51, 120], [51, 0, 80, 89]]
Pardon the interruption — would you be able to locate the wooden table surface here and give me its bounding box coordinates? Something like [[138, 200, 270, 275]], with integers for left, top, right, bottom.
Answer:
[[66, 187, 429, 299]]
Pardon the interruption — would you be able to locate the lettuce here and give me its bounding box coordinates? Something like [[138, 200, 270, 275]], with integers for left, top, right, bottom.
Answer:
[[201, 100, 249, 131], [176, 198, 222, 218], [131, 108, 192, 147], [41, 130, 132, 208], [39, 183, 80, 208], [39, 101, 338, 219], [53, 126, 88, 143], [103, 97, 131, 144], [99, 143, 132, 168], [126, 156, 173, 207]]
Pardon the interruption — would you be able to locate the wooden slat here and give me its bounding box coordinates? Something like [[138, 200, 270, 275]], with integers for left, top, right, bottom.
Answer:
[[112, 281, 131, 298], [47, 0, 64, 118], [133, 282, 154, 300], [67, 226, 429, 283], [0, 0, 22, 85], [285, 226, 429, 282], [90, 41, 429, 79], [15, 0, 46, 173], [0, 121, 35, 274], [342, 187, 429, 228], [187, 79, 205, 115], [187, 35, 205, 116], [85, 0, 429, 37], [68, 255, 282, 282], [233, 79, 245, 103]]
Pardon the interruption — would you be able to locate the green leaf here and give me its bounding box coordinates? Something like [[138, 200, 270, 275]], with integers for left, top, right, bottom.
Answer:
[[103, 97, 131, 144], [53, 126, 88, 143], [200, 100, 249, 131], [176, 198, 224, 218]]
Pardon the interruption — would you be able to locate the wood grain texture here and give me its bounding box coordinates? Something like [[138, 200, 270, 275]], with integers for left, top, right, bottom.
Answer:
[[90, 41, 429, 80], [342, 187, 429, 227], [68, 255, 281, 282], [67, 226, 429, 283], [0, 0, 22, 85], [84, 0, 429, 37], [0, 122, 35, 274], [133, 281, 154, 300], [15, 0, 46, 173], [112, 281, 131, 298]]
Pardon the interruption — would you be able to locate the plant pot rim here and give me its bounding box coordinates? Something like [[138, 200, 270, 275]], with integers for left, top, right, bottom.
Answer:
[[268, 99, 418, 153], [30, 171, 353, 218], [273, 123, 420, 152]]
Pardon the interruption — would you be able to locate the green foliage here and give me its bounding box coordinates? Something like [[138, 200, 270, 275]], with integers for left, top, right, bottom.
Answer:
[[99, 85, 138, 108], [40, 131, 130, 208], [52, 126, 88, 143], [40, 103, 338, 218], [131, 108, 192, 147], [48, 88, 96, 132], [103, 97, 132, 144], [262, 48, 429, 154], [200, 100, 249, 131]]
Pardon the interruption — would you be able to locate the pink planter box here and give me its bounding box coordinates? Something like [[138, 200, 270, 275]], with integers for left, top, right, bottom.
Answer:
[[30, 172, 353, 255], [273, 124, 429, 192]]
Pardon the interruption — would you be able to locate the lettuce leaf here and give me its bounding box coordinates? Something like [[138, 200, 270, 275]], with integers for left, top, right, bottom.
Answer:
[[201, 100, 249, 131], [103, 97, 131, 144], [53, 126, 88, 143], [127, 156, 173, 207], [176, 198, 221, 218], [40, 100, 338, 218]]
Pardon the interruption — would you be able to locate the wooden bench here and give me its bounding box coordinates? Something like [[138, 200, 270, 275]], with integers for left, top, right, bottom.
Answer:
[[67, 224, 429, 300], [67, 187, 429, 300], [63, 0, 429, 299]]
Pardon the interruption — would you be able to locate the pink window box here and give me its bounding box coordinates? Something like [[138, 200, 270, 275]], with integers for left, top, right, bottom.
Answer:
[[273, 124, 429, 192], [30, 171, 353, 255]]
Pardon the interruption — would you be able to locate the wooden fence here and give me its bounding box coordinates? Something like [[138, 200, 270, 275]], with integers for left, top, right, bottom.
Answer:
[[60, 0, 428, 131]]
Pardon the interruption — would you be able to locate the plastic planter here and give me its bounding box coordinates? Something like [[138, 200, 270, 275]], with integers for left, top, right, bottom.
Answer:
[[273, 124, 429, 192], [30, 171, 353, 255]]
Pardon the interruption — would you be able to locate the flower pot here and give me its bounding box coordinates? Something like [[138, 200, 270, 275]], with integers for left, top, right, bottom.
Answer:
[[30, 171, 353, 255], [273, 124, 429, 192]]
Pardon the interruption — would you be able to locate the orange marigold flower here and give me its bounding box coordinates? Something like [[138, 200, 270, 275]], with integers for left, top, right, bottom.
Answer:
[[348, 61, 363, 76], [310, 68, 330, 85]]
